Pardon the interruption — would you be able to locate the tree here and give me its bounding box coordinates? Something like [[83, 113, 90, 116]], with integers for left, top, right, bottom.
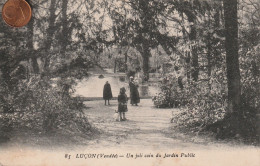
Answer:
[[27, 0, 40, 74], [108, 0, 179, 81], [223, 0, 241, 114], [42, 0, 57, 73], [60, 0, 69, 56]]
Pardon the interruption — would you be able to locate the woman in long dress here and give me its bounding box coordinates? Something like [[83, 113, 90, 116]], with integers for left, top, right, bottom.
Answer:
[[129, 77, 140, 106]]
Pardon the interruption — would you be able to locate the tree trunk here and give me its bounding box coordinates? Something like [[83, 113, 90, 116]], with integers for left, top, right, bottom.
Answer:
[[191, 45, 199, 82], [206, 9, 212, 90], [114, 59, 117, 73], [224, 0, 241, 114], [142, 43, 150, 82], [124, 53, 128, 72], [207, 33, 212, 78], [138, 0, 151, 81], [43, 0, 57, 73], [185, 51, 191, 83], [142, 54, 149, 81], [189, 24, 199, 82], [207, 33, 212, 90], [27, 0, 39, 74], [60, 0, 68, 56], [207, 10, 212, 80]]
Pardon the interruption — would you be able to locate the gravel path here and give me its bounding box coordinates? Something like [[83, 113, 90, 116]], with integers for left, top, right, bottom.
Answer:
[[0, 99, 258, 166], [84, 99, 175, 149], [83, 99, 255, 150]]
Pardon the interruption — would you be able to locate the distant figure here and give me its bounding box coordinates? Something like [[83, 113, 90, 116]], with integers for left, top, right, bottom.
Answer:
[[103, 81, 113, 105], [129, 76, 140, 106], [118, 87, 128, 121]]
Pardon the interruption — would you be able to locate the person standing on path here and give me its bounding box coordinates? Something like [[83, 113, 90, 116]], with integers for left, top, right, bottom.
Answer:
[[129, 76, 140, 106], [103, 81, 113, 105], [118, 87, 128, 121]]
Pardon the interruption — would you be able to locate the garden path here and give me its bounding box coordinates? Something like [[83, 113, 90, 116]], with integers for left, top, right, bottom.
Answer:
[[0, 99, 258, 166], [83, 99, 247, 150]]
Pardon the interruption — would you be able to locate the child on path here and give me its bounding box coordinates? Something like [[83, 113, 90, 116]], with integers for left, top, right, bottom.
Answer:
[[117, 87, 128, 121]]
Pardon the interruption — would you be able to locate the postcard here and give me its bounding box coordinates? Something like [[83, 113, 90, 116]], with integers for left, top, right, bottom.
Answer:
[[0, 0, 259, 166]]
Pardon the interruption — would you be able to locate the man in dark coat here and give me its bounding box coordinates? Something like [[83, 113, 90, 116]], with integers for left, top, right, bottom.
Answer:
[[103, 81, 113, 105], [129, 77, 140, 106]]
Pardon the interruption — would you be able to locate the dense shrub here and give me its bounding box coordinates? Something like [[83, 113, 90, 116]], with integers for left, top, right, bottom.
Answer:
[[153, 40, 259, 143], [152, 91, 170, 108], [152, 63, 228, 131], [169, 45, 259, 142], [0, 76, 92, 135], [171, 84, 227, 132], [152, 76, 188, 108]]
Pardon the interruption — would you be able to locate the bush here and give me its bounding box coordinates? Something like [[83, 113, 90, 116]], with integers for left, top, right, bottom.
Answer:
[[155, 68, 228, 131], [0, 76, 92, 135], [169, 50, 259, 142], [171, 91, 227, 132], [152, 76, 188, 108], [170, 72, 227, 130], [152, 92, 170, 108]]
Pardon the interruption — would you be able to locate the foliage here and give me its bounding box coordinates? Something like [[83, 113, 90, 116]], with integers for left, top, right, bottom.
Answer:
[[116, 58, 126, 72], [0, 76, 92, 134], [154, 67, 227, 130], [171, 84, 227, 132], [152, 92, 170, 108], [152, 77, 187, 108], [152, 67, 190, 108], [151, 0, 259, 143], [0, 0, 96, 139]]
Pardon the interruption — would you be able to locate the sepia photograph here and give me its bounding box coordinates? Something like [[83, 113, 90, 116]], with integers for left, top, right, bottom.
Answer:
[[0, 0, 259, 165]]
